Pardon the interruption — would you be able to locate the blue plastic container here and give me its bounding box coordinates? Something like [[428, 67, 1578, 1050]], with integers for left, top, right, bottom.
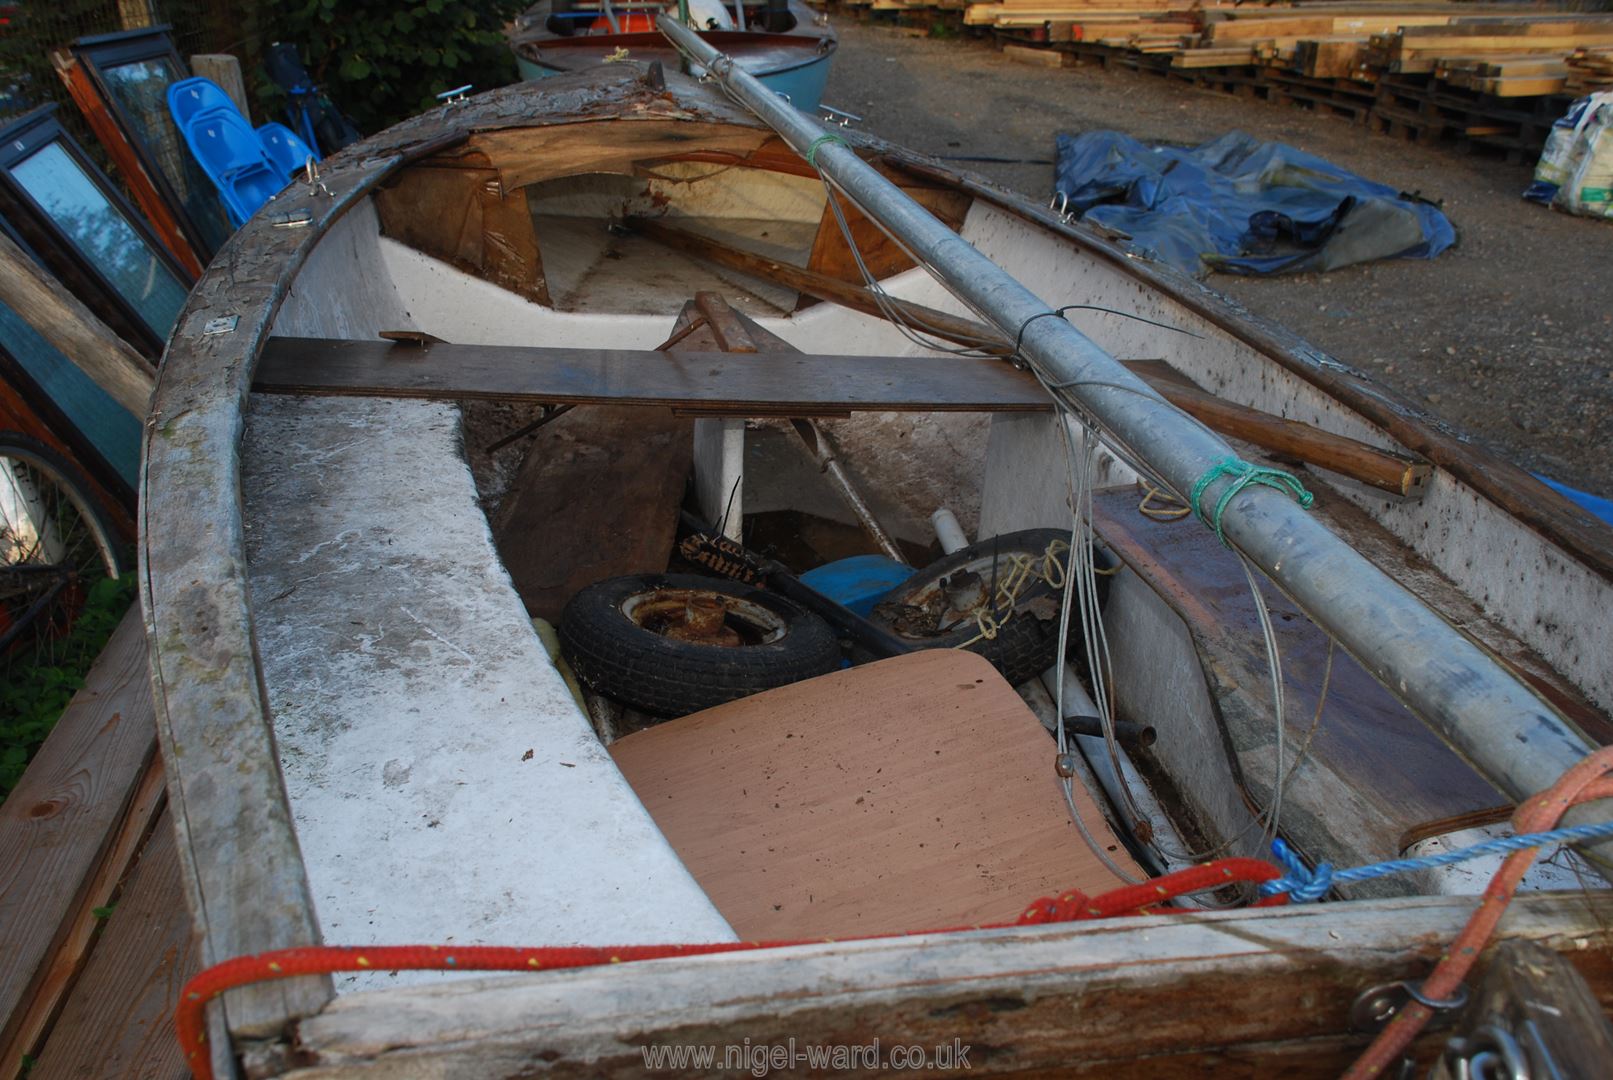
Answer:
[[799, 555, 916, 617]]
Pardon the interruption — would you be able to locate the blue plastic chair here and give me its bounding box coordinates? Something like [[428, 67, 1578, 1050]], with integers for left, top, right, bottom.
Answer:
[[182, 110, 286, 226], [257, 122, 318, 179], [167, 77, 239, 129]]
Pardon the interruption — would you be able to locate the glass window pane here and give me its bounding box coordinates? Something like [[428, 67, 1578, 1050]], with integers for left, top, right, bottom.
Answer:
[[98, 56, 233, 253], [0, 299, 142, 487], [10, 142, 189, 338]]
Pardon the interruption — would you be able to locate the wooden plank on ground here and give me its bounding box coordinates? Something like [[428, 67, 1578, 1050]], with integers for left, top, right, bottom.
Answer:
[[0, 613, 160, 1077], [252, 336, 1052, 415], [31, 808, 195, 1080]]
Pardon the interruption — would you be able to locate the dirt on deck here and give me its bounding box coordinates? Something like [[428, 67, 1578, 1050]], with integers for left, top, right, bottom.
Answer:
[[822, 21, 1613, 498]]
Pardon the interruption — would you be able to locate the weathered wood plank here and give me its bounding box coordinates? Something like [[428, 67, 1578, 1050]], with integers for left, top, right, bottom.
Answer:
[[492, 404, 693, 621], [0, 230, 155, 418], [290, 893, 1613, 1077], [31, 809, 196, 1080], [1089, 487, 1507, 871], [251, 336, 1052, 414], [0, 614, 159, 1071]]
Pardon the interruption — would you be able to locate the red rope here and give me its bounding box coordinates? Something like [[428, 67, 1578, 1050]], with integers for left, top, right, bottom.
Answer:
[[176, 857, 1281, 1079], [1342, 745, 1613, 1079]]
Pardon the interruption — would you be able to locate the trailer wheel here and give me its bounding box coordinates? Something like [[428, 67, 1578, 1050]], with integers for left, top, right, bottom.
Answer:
[[559, 574, 843, 718], [866, 529, 1116, 687]]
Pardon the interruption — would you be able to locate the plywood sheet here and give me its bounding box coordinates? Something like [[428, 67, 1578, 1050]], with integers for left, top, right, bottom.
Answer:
[[611, 650, 1140, 940]]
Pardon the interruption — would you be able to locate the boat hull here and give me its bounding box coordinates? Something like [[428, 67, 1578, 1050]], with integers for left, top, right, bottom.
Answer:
[[519, 46, 833, 110]]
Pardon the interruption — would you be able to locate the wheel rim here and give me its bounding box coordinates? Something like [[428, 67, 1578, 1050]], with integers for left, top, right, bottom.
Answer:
[[620, 587, 788, 648], [0, 449, 120, 659]]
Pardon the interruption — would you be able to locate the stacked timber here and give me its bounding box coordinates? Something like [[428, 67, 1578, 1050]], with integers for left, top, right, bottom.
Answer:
[[1566, 47, 1613, 94]]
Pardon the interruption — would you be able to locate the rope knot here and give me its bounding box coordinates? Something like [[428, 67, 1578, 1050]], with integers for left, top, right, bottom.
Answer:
[[804, 133, 847, 167], [1189, 457, 1315, 547], [1260, 838, 1335, 903]]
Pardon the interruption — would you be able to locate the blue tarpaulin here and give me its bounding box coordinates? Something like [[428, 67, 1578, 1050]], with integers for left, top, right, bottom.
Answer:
[[1052, 131, 1456, 278]]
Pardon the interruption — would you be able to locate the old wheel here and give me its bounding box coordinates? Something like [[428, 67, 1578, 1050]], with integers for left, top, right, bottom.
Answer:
[[0, 435, 125, 663], [559, 574, 843, 717]]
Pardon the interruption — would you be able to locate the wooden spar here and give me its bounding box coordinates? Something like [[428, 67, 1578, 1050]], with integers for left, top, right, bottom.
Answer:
[[629, 218, 1430, 498], [0, 230, 155, 418], [1127, 361, 1430, 499], [50, 51, 205, 279], [625, 216, 1005, 350], [659, 16, 1611, 870]]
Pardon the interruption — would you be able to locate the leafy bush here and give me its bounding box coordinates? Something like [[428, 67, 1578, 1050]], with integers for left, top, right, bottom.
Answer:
[[0, 572, 136, 803], [279, 0, 529, 134]]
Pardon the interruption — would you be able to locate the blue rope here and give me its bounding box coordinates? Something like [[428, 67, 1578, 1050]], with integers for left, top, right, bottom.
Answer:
[[1188, 457, 1314, 546], [1260, 820, 1613, 903], [804, 133, 847, 167]]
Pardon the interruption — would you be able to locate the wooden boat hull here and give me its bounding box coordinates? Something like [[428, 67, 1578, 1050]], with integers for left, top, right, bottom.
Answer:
[[138, 63, 1613, 1075]]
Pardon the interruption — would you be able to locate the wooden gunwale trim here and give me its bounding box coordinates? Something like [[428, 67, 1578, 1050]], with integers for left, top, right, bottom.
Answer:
[[877, 151, 1613, 584], [137, 69, 704, 1045], [291, 893, 1613, 1074]]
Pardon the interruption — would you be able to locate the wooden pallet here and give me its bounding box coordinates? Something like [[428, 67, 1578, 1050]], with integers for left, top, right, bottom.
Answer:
[[0, 613, 193, 1080]]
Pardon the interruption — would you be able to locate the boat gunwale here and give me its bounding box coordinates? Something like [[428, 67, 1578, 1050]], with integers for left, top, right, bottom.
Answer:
[[139, 64, 1611, 1057]]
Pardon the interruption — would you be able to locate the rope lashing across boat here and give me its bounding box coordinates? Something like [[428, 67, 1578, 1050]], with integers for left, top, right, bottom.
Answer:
[[1260, 821, 1613, 904], [173, 858, 1284, 1080], [1189, 456, 1315, 546]]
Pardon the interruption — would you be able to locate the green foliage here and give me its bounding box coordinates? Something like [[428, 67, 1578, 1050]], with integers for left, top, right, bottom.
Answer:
[[0, 572, 136, 803], [275, 0, 529, 134]]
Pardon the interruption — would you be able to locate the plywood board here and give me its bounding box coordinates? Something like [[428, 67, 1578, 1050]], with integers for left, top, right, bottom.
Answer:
[[611, 650, 1141, 940]]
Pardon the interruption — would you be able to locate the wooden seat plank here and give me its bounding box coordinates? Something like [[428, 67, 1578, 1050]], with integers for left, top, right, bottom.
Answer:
[[610, 650, 1140, 940], [0, 613, 160, 1063], [253, 336, 1050, 415], [1088, 488, 1507, 863]]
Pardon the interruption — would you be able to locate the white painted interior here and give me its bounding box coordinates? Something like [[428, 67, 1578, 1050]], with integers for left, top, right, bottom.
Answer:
[[956, 201, 1612, 713], [254, 211, 736, 988]]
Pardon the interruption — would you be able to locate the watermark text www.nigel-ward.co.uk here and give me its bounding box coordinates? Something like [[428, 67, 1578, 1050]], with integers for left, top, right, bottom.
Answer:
[[642, 1037, 972, 1075]]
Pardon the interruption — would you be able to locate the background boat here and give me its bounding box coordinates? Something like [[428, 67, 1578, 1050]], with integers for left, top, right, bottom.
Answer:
[[511, 0, 838, 110]]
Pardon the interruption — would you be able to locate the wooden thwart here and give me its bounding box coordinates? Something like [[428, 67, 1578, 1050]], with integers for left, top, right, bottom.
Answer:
[[630, 217, 1431, 497], [253, 336, 1051, 415]]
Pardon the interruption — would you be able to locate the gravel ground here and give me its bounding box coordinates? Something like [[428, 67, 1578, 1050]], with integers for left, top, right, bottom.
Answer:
[[822, 20, 1613, 497]]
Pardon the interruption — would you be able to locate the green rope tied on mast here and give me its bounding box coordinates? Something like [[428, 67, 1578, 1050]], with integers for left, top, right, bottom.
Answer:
[[1189, 457, 1315, 546], [804, 133, 847, 167]]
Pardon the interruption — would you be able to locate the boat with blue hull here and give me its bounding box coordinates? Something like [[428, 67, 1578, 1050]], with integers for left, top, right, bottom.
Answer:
[[511, 0, 836, 110]]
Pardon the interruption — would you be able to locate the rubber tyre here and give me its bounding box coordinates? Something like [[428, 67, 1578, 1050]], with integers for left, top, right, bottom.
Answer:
[[866, 528, 1115, 687], [559, 573, 843, 718]]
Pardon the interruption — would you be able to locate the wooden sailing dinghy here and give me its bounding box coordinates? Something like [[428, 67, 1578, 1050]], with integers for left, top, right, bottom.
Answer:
[[141, 45, 1613, 1078]]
